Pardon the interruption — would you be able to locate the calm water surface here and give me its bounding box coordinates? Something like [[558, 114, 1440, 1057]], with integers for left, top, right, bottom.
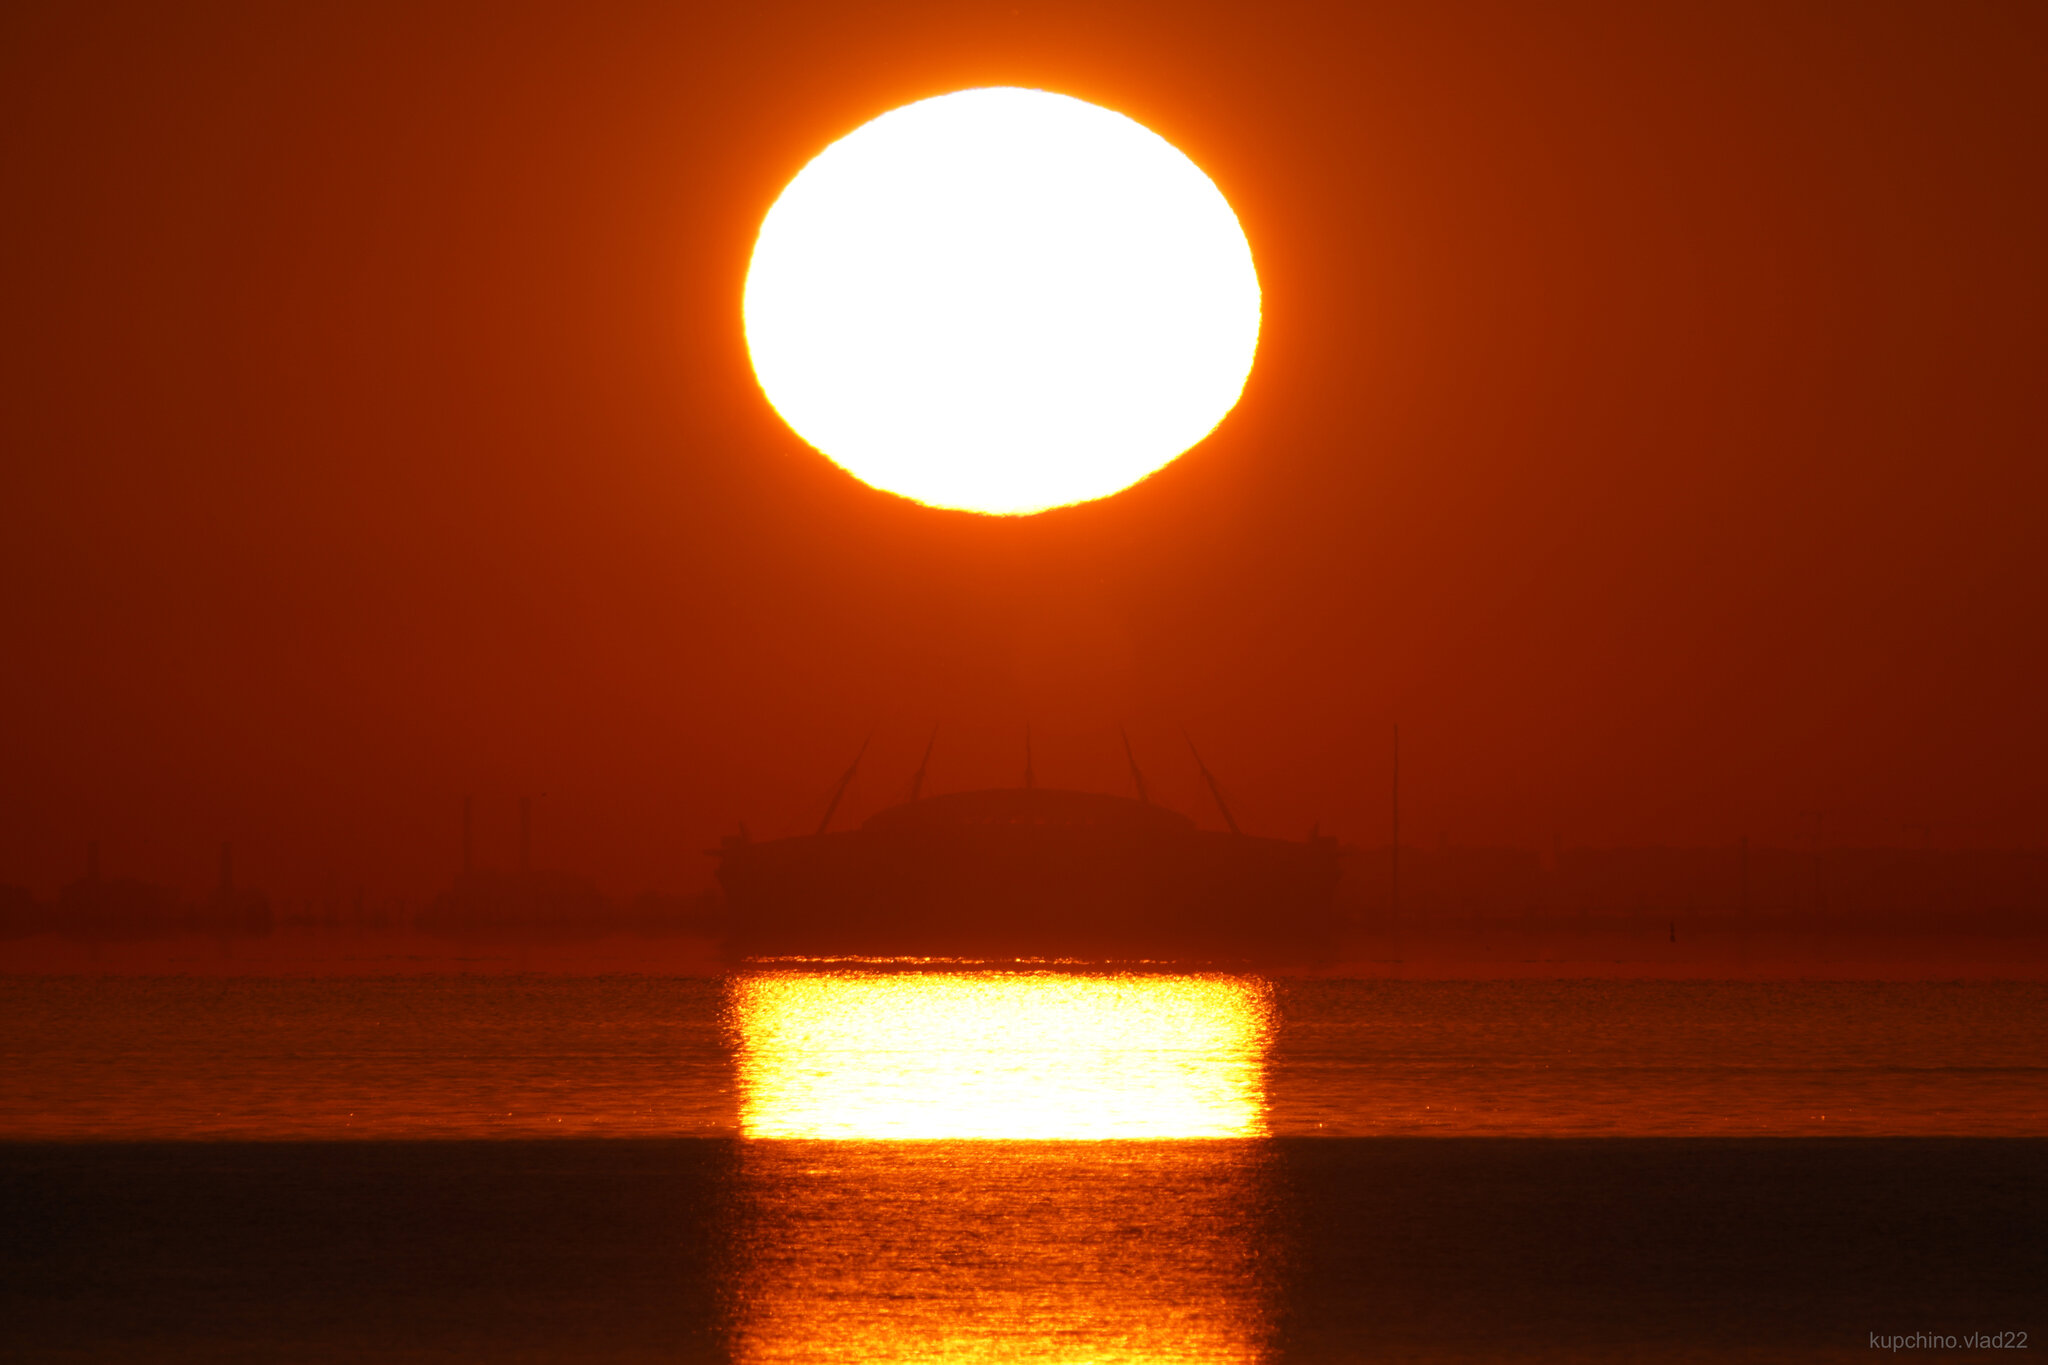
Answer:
[[2, 975, 2042, 1362], [3, 975, 2043, 1138]]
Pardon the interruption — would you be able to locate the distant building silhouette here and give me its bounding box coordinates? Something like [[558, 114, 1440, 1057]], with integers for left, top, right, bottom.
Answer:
[[194, 841, 272, 934], [0, 882, 39, 938], [57, 857, 182, 937], [719, 782, 1342, 963], [1342, 842, 2048, 936], [420, 866, 611, 937], [420, 796, 620, 938]]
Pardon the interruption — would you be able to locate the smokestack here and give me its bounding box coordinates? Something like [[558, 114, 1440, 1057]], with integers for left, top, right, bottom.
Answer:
[[218, 842, 232, 900], [462, 796, 474, 877], [519, 796, 531, 873]]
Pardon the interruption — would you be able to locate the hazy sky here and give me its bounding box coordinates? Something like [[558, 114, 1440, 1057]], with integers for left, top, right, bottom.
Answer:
[[2, 0, 2043, 898]]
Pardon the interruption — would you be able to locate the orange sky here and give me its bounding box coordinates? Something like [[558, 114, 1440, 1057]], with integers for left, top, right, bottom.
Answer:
[[1, 0, 2043, 901]]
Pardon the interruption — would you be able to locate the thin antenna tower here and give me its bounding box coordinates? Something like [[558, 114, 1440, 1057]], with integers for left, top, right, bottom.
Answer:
[[1121, 727, 1151, 805], [1184, 733, 1241, 835], [1391, 723, 1401, 921], [1738, 832, 1751, 969], [907, 728, 937, 803], [1801, 809, 1824, 914], [815, 737, 871, 836]]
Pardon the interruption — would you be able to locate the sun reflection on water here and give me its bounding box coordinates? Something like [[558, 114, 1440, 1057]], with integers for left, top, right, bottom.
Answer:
[[729, 971, 1273, 1139], [730, 1140, 1275, 1365], [726, 970, 1278, 1363]]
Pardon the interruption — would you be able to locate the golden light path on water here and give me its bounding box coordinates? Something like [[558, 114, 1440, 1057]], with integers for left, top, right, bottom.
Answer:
[[726, 971, 1278, 1363], [729, 971, 1273, 1139]]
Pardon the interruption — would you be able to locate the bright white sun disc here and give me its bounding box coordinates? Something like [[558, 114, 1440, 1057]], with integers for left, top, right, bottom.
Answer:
[[743, 88, 1261, 516]]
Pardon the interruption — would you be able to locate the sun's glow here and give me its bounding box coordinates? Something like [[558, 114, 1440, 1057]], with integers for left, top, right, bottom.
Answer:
[[730, 1143, 1272, 1363], [729, 972, 1272, 1139], [743, 88, 1261, 516]]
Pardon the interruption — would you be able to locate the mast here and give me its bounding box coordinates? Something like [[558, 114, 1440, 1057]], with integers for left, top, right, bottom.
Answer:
[[1121, 727, 1151, 805], [907, 728, 937, 803], [1184, 734, 1241, 835], [815, 737, 870, 836]]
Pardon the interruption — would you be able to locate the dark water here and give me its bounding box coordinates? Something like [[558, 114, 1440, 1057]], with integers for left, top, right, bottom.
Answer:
[[2, 975, 2043, 1361]]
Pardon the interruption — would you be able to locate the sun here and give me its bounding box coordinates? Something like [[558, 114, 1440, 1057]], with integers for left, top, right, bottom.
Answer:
[[742, 88, 1261, 516]]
